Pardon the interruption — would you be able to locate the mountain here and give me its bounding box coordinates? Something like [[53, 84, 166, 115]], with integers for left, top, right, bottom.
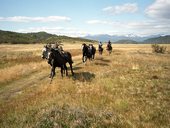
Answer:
[[0, 30, 54, 44], [114, 39, 138, 44], [1, 30, 169, 44], [0, 30, 95, 44], [143, 35, 170, 44], [84, 34, 162, 42]]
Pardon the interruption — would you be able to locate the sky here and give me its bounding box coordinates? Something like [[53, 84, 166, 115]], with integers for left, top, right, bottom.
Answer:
[[0, 0, 170, 37]]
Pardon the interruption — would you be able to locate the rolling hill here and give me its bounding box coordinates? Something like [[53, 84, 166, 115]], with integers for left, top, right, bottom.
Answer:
[[113, 39, 138, 44], [0, 30, 95, 44], [143, 35, 170, 44]]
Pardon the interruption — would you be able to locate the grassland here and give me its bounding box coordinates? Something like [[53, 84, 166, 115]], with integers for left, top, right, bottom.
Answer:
[[0, 43, 170, 128]]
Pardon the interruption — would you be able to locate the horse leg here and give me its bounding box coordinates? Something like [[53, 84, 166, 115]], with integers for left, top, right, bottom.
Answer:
[[49, 68, 52, 78], [64, 64, 68, 76], [82, 56, 85, 63], [69, 63, 74, 75], [63, 64, 66, 76], [109, 50, 112, 55], [82, 56, 84, 62], [89, 57, 92, 61], [92, 54, 94, 59], [60, 66, 64, 78], [83, 56, 87, 63], [50, 66, 55, 83], [90, 54, 93, 61], [49, 66, 54, 78], [63, 66, 65, 75], [85, 56, 87, 62]]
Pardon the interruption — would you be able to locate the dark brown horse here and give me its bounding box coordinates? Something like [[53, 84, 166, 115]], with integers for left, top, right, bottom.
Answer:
[[98, 45, 103, 55], [42, 46, 74, 83], [106, 42, 112, 55], [82, 43, 96, 63]]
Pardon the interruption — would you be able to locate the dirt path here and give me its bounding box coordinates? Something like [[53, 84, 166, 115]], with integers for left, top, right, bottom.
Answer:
[[0, 55, 82, 102], [0, 53, 110, 102], [0, 70, 50, 101]]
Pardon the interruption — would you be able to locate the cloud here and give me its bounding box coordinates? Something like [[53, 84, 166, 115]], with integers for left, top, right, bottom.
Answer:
[[0, 16, 71, 22], [16, 27, 88, 37], [126, 20, 170, 36], [146, 0, 170, 20], [87, 20, 109, 24], [103, 3, 138, 15], [86, 19, 170, 36], [87, 20, 123, 26]]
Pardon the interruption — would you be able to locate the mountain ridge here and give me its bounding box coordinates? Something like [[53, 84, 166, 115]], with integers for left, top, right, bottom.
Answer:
[[86, 34, 163, 41], [0, 30, 95, 44], [0, 30, 170, 44]]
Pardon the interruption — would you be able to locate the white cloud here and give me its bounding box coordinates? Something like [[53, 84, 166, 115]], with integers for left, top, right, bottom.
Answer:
[[126, 20, 170, 36], [87, 20, 123, 26], [103, 3, 138, 15], [146, 0, 170, 20], [87, 20, 110, 24], [16, 16, 170, 37], [0, 16, 71, 22], [16, 27, 89, 37], [86, 19, 170, 36]]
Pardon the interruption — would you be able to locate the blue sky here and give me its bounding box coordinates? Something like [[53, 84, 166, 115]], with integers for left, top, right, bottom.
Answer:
[[0, 0, 170, 37]]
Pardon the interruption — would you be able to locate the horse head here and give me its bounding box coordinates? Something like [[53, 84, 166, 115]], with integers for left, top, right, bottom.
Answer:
[[42, 45, 50, 59], [47, 48, 58, 64]]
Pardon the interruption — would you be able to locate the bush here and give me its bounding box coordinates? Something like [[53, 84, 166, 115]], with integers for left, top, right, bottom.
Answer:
[[151, 44, 167, 54]]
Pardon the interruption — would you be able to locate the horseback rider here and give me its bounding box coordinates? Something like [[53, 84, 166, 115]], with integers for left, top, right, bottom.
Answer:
[[98, 41, 103, 53], [89, 44, 93, 54], [108, 40, 111, 45], [53, 42, 59, 50], [99, 41, 103, 47], [107, 40, 112, 49], [82, 43, 88, 55], [47, 42, 72, 64], [98, 41, 103, 49], [46, 43, 52, 48]]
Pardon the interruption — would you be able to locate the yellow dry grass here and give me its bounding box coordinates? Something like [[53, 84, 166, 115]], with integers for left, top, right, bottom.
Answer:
[[0, 43, 170, 128], [0, 62, 47, 85]]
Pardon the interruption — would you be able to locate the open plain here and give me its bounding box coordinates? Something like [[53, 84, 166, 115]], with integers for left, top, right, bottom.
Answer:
[[0, 43, 170, 128]]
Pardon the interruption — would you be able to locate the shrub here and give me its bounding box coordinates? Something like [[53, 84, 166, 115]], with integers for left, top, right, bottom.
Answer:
[[151, 44, 167, 54]]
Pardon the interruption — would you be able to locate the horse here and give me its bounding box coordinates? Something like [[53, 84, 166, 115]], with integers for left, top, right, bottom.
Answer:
[[42, 46, 68, 78], [42, 46, 74, 83], [89, 44, 96, 59], [106, 43, 112, 55], [82, 43, 96, 63], [98, 45, 103, 55]]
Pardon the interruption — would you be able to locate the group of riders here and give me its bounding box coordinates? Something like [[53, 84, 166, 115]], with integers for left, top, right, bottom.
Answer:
[[42, 40, 112, 82], [81, 40, 112, 62], [43, 39, 112, 61], [98, 40, 112, 55], [43, 40, 113, 63]]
